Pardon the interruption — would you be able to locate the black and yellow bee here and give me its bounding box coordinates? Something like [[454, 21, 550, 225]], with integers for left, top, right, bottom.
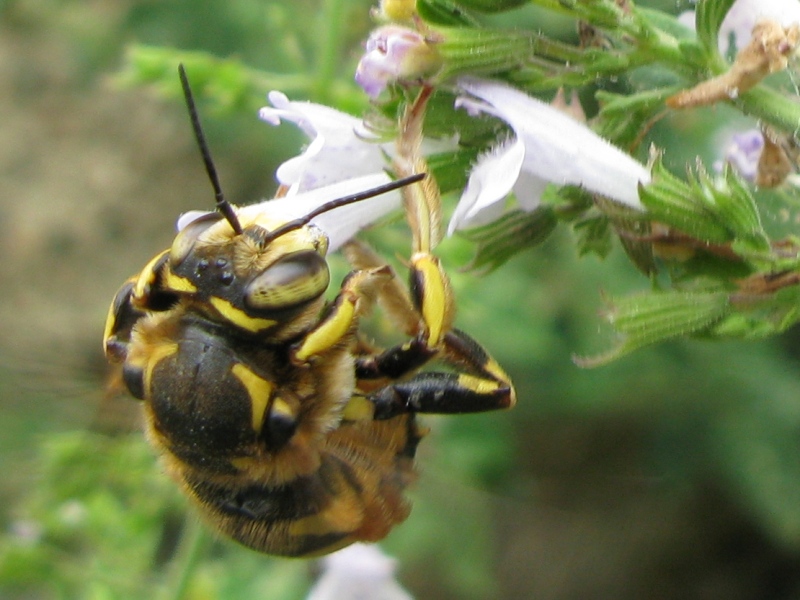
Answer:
[[102, 66, 515, 558]]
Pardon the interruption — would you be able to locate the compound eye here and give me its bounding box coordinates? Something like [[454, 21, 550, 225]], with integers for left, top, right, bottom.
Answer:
[[244, 251, 330, 311], [170, 212, 223, 267]]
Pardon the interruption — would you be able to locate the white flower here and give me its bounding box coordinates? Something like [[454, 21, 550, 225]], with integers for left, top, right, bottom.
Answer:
[[177, 174, 403, 252], [258, 91, 392, 192], [183, 91, 458, 252], [306, 543, 414, 600], [198, 92, 405, 250], [448, 77, 650, 234], [182, 90, 402, 249]]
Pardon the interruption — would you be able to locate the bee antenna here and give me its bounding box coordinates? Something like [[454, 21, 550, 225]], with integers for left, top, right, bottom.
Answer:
[[261, 173, 426, 245], [178, 64, 243, 235]]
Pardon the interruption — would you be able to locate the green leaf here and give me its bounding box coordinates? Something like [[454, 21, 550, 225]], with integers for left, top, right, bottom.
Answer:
[[718, 168, 770, 253], [599, 203, 656, 276], [695, 0, 736, 57], [678, 39, 709, 67], [460, 208, 558, 272], [449, 0, 528, 13], [596, 88, 678, 148], [418, 0, 481, 26], [711, 286, 800, 339], [635, 7, 696, 42], [639, 159, 733, 244], [576, 288, 730, 367], [574, 213, 613, 259], [116, 44, 360, 113], [436, 28, 550, 81], [116, 45, 269, 114], [427, 149, 480, 196]]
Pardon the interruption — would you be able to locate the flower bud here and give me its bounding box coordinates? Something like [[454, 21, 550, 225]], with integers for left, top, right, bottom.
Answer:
[[355, 26, 443, 98], [377, 0, 417, 21], [715, 130, 763, 182]]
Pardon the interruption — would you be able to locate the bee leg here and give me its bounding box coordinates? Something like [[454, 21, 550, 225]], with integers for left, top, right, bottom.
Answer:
[[355, 336, 437, 380], [103, 249, 178, 362], [103, 279, 150, 363], [344, 240, 454, 344], [408, 251, 454, 348], [345, 240, 512, 397], [290, 267, 392, 364], [363, 327, 515, 417], [369, 371, 513, 418]]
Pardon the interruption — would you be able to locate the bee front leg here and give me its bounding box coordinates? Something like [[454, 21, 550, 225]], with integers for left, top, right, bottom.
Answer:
[[103, 249, 177, 363], [290, 267, 392, 364]]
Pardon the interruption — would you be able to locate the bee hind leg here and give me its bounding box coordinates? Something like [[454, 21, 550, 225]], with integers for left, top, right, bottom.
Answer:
[[364, 328, 516, 418]]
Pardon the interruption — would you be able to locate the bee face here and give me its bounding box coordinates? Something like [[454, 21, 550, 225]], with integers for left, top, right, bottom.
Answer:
[[161, 211, 332, 337]]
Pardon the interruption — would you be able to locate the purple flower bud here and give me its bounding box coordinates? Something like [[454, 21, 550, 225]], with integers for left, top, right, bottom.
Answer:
[[715, 130, 764, 181], [355, 26, 442, 99]]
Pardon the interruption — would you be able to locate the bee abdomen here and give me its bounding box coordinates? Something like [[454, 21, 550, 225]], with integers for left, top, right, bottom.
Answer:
[[183, 418, 421, 557]]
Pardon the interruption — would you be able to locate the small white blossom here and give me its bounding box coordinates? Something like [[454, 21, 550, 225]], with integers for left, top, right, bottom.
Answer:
[[181, 92, 401, 247], [182, 91, 457, 251], [177, 174, 402, 252], [449, 77, 650, 233], [306, 543, 414, 600], [259, 91, 392, 192]]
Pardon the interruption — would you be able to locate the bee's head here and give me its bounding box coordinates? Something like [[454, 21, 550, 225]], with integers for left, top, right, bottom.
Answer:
[[164, 208, 332, 336], [166, 63, 423, 336]]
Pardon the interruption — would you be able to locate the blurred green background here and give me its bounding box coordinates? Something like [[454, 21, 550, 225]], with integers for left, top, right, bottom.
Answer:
[[3, 0, 800, 598]]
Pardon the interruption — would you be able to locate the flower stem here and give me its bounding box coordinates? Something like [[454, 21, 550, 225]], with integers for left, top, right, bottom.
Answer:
[[160, 516, 211, 600], [314, 0, 347, 103], [733, 86, 800, 135]]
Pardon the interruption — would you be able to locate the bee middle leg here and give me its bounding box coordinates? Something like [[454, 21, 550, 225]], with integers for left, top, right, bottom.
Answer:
[[290, 265, 392, 364]]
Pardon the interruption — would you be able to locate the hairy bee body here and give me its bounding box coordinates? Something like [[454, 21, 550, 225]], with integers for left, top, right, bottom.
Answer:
[[135, 306, 420, 556], [103, 67, 517, 555], [104, 194, 515, 556]]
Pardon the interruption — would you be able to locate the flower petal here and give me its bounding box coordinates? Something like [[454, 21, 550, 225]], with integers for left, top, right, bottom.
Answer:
[[715, 129, 764, 181], [512, 170, 549, 212], [307, 544, 412, 600], [237, 173, 402, 251], [259, 92, 389, 191], [176, 210, 214, 232], [447, 137, 524, 234], [457, 77, 649, 210]]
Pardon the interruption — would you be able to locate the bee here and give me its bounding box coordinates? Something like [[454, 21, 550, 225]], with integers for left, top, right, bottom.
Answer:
[[102, 65, 516, 557]]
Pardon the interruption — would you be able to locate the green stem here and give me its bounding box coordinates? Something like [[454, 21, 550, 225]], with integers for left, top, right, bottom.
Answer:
[[160, 516, 211, 600], [313, 0, 347, 103], [733, 86, 800, 135]]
